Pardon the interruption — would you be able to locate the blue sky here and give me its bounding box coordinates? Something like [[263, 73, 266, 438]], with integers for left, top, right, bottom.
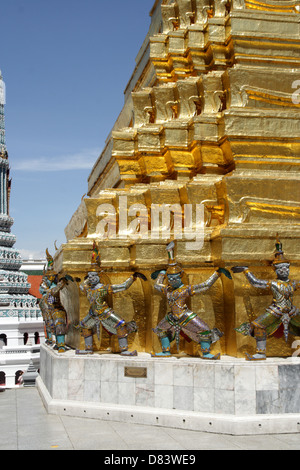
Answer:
[[1, 0, 155, 259]]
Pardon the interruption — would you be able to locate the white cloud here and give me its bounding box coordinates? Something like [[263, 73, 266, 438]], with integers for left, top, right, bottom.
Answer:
[[12, 148, 101, 172]]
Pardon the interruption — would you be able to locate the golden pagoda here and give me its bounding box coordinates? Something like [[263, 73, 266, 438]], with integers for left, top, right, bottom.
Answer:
[[56, 0, 300, 357]]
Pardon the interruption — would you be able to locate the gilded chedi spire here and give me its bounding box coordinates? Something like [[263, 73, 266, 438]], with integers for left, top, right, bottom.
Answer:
[[60, 0, 300, 359]]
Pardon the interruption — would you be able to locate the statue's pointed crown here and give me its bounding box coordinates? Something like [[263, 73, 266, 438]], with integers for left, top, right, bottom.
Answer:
[[45, 248, 57, 276], [272, 235, 289, 266], [166, 241, 183, 275]]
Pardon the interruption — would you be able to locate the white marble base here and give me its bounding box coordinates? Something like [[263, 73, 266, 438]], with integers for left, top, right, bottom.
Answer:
[[37, 344, 300, 435]]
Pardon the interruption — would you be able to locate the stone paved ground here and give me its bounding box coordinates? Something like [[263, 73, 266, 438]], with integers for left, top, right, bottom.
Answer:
[[0, 387, 299, 451]]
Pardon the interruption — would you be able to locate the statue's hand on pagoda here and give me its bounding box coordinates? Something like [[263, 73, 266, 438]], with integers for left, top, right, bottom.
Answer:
[[217, 268, 232, 279], [151, 270, 166, 280], [231, 266, 248, 273], [133, 272, 147, 281]]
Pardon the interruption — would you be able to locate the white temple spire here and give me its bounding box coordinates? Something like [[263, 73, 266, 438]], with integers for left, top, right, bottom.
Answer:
[[0, 70, 44, 389], [0, 71, 6, 153]]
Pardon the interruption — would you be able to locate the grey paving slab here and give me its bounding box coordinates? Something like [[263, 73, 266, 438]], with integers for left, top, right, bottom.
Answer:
[[164, 428, 241, 450], [0, 387, 300, 450], [60, 416, 128, 450], [111, 425, 187, 450], [0, 438, 18, 450]]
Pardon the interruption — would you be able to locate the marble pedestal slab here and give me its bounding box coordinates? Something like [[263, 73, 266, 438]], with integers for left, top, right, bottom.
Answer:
[[37, 344, 300, 435]]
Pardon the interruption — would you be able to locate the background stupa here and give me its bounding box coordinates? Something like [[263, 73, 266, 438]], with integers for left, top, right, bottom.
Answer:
[[0, 71, 44, 389]]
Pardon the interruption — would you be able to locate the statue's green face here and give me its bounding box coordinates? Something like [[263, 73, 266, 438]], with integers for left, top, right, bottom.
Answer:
[[39, 278, 49, 294], [167, 273, 183, 289], [274, 263, 290, 280], [47, 275, 55, 283]]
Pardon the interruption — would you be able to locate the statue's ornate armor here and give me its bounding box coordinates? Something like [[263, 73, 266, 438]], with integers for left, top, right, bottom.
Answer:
[[39, 248, 70, 352], [79, 276, 135, 340], [43, 279, 68, 336], [154, 271, 222, 348], [237, 270, 300, 341], [38, 289, 55, 342], [76, 242, 144, 355]]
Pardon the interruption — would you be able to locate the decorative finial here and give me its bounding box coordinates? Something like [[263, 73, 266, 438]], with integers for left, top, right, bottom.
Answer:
[[89, 241, 101, 272], [272, 235, 289, 266]]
